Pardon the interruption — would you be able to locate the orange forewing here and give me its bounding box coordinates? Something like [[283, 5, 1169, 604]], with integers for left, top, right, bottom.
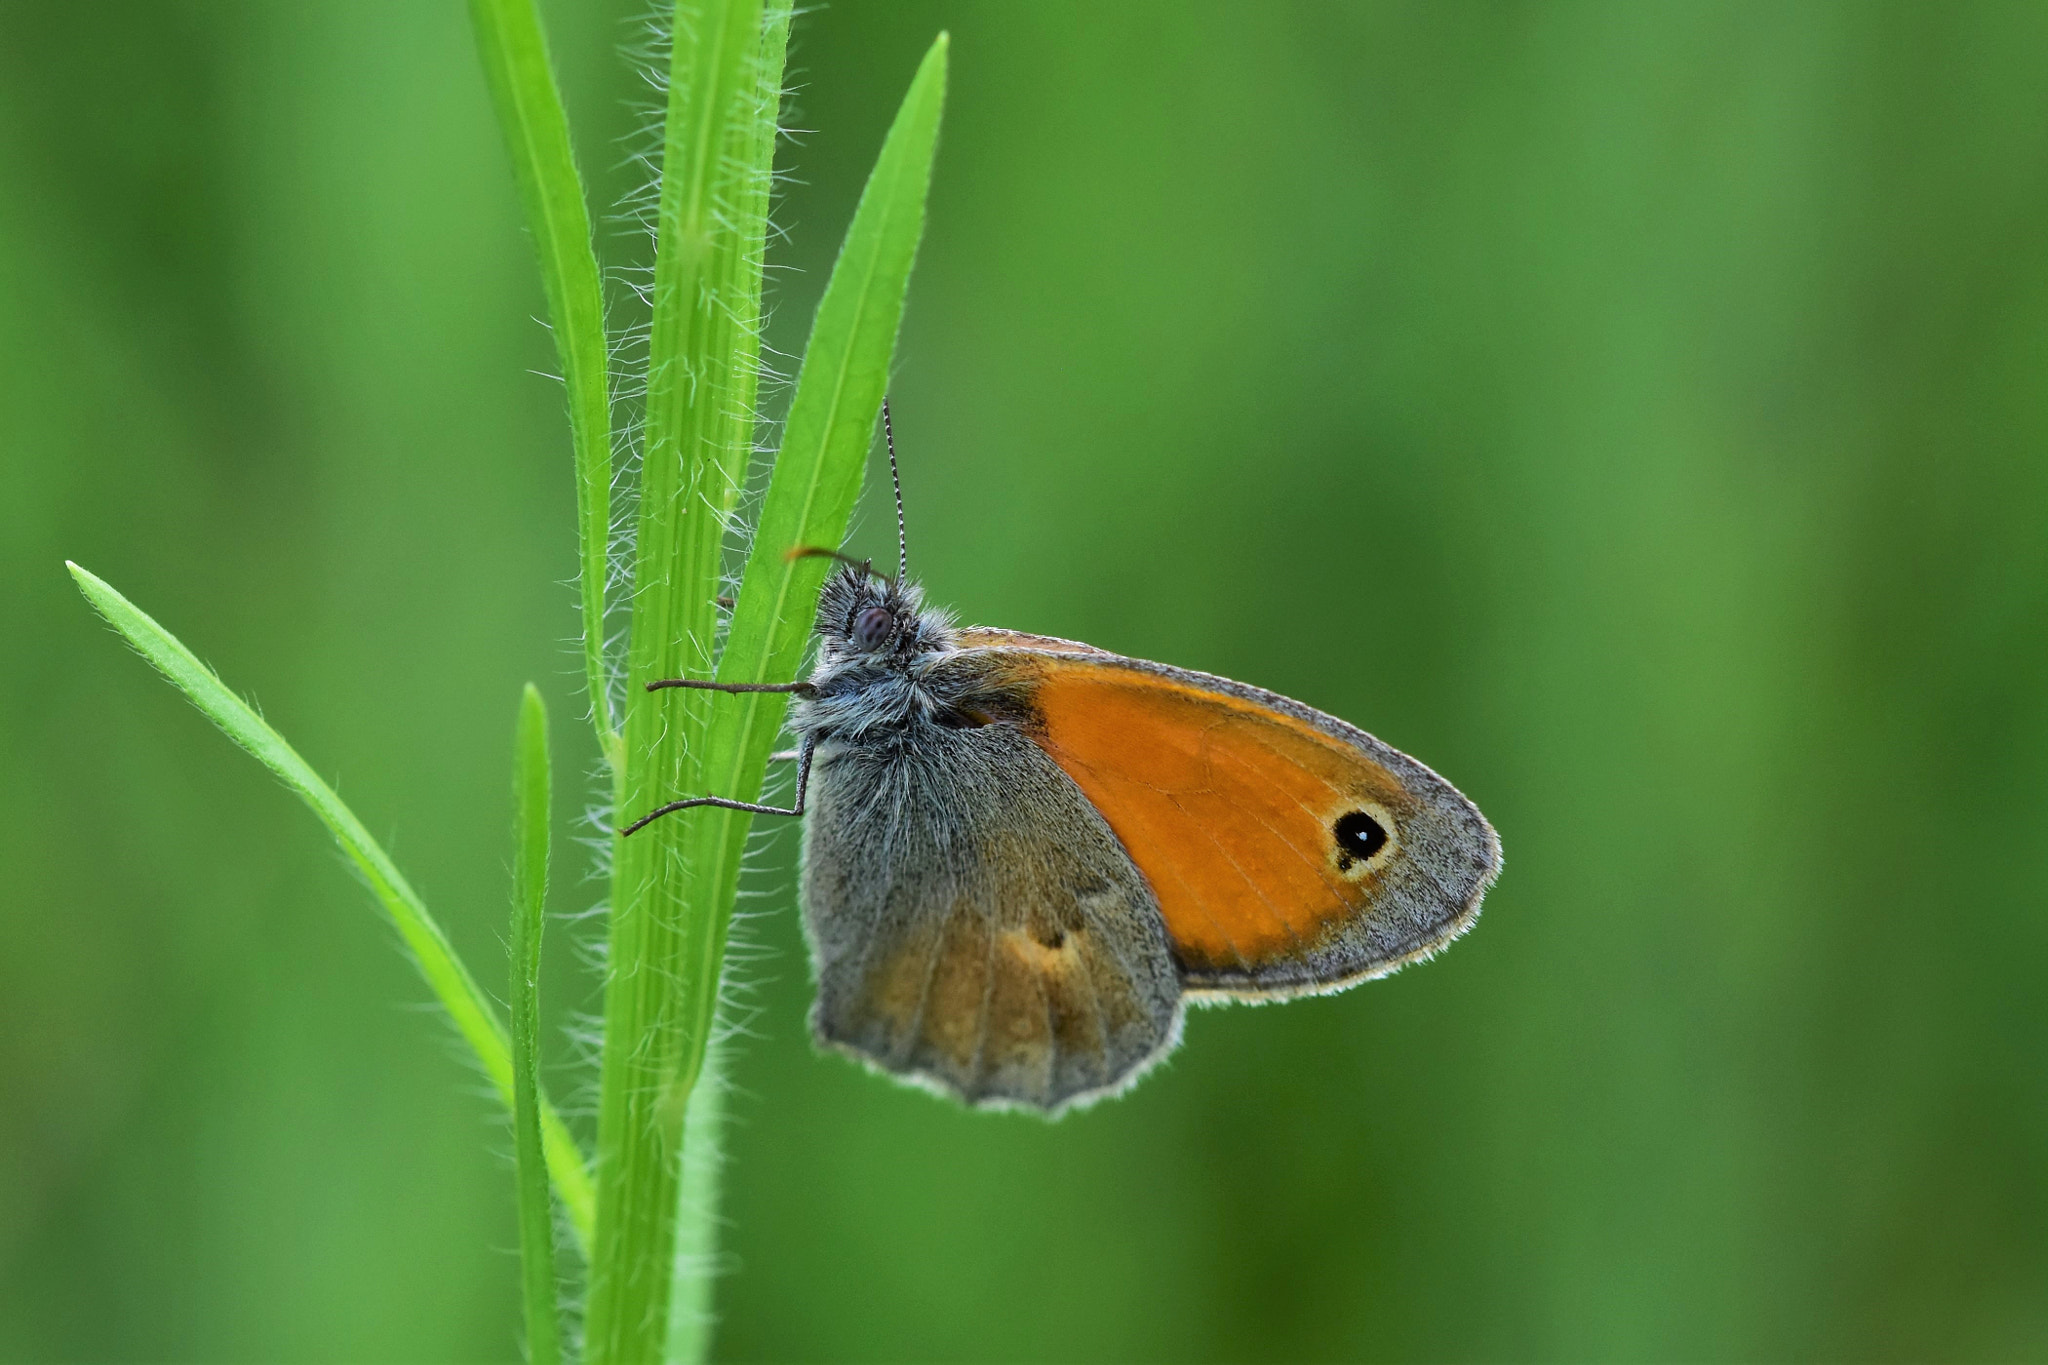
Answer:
[[1001, 654, 1421, 983]]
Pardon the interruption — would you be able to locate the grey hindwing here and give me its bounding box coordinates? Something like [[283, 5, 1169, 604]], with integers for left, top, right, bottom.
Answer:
[[799, 718, 1183, 1112]]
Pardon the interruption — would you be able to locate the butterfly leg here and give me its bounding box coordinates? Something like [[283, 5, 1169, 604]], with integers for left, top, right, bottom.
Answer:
[[618, 735, 814, 837]]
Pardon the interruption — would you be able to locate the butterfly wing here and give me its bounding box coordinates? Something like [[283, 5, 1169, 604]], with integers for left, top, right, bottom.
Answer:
[[952, 644, 1501, 997], [801, 720, 1182, 1112]]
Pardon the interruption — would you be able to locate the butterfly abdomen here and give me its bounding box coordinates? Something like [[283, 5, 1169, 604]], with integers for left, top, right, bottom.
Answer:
[[798, 712, 1183, 1112]]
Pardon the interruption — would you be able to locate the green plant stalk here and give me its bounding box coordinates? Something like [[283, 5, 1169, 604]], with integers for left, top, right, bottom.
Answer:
[[468, 0, 619, 765], [661, 32, 946, 1358], [664, 1039, 726, 1365], [588, 19, 948, 1361], [586, 1, 786, 1358], [510, 684, 562, 1365], [65, 563, 596, 1253], [656, 34, 948, 1355], [674, 27, 952, 1170], [662, 7, 790, 1350]]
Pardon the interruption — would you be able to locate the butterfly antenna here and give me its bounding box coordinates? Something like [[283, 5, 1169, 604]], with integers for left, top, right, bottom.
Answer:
[[882, 397, 908, 581]]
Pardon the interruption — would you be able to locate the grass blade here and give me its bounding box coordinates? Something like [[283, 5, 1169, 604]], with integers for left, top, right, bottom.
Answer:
[[510, 684, 563, 1365], [65, 562, 596, 1254], [468, 0, 619, 762], [674, 33, 952, 1066], [639, 35, 947, 1352], [589, 3, 789, 1360]]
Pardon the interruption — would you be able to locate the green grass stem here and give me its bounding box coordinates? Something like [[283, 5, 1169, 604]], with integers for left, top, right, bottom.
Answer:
[[665, 36, 950, 1276], [510, 684, 563, 1365], [588, 19, 946, 1363], [587, 3, 790, 1359], [468, 0, 619, 765], [664, 1040, 727, 1365], [65, 563, 597, 1255]]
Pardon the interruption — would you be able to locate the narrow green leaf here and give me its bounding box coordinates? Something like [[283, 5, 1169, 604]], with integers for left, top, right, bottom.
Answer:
[[615, 34, 945, 1355], [667, 13, 789, 1348], [468, 0, 619, 764], [510, 684, 563, 1365], [673, 33, 951, 1076], [66, 563, 596, 1255], [589, 2, 790, 1360]]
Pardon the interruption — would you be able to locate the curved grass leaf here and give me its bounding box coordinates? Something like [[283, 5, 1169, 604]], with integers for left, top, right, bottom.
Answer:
[[468, 0, 619, 762], [66, 562, 596, 1254]]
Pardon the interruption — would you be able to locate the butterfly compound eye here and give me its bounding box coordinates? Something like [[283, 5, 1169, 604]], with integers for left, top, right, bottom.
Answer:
[[852, 605, 896, 650]]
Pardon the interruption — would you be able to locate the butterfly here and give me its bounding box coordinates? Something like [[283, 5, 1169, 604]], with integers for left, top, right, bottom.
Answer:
[[624, 408, 1500, 1114]]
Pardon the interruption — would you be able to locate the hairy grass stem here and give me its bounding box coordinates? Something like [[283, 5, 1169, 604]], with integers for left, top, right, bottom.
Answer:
[[585, 2, 791, 1357], [510, 684, 564, 1365]]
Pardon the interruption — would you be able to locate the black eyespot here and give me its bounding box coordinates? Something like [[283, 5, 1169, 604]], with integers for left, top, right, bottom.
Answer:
[[852, 605, 895, 649], [1333, 810, 1388, 868]]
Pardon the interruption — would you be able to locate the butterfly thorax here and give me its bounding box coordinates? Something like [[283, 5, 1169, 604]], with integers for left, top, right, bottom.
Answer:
[[794, 568, 983, 741]]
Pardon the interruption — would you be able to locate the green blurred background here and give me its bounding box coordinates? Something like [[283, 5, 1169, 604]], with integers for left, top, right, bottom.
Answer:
[[5, 2, 2046, 1361]]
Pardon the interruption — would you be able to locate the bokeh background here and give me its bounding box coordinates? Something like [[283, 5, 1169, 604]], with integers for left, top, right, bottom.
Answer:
[[5, 2, 2046, 1361]]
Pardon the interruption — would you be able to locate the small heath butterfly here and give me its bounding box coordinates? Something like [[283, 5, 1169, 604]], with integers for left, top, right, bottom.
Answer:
[[625, 408, 1500, 1113]]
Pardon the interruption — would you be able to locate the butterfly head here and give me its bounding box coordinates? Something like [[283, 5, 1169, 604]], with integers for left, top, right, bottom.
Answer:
[[814, 564, 954, 663]]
